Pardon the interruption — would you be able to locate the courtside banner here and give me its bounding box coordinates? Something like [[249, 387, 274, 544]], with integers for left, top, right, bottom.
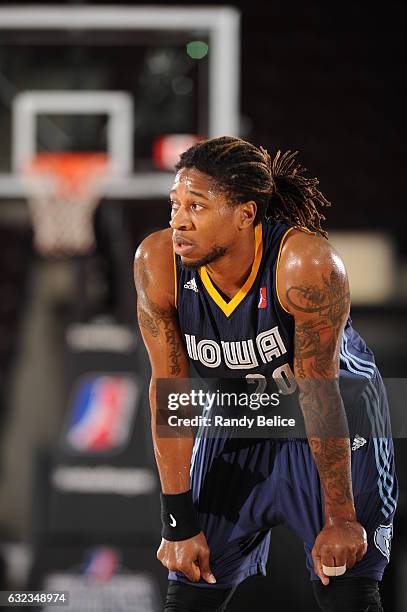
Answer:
[[154, 377, 405, 439], [48, 368, 159, 539], [28, 545, 163, 612], [62, 374, 140, 457]]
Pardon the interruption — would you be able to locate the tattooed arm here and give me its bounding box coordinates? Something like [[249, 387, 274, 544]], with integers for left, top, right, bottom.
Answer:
[[135, 230, 214, 584], [134, 228, 192, 494], [278, 230, 367, 585]]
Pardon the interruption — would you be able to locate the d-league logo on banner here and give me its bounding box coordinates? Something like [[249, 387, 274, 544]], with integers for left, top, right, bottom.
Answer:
[[64, 374, 139, 455], [84, 547, 120, 582], [43, 547, 161, 611]]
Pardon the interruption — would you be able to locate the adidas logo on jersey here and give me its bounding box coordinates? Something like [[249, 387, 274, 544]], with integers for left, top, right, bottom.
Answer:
[[352, 434, 367, 451], [184, 278, 199, 293]]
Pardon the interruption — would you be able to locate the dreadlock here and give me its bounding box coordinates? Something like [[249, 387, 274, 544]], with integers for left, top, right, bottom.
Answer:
[[175, 136, 330, 237]]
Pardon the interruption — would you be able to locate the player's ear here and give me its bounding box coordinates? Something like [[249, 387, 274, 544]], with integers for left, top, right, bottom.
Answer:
[[237, 200, 257, 229]]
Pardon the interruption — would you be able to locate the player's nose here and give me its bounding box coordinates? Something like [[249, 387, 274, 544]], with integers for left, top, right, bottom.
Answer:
[[169, 206, 193, 230]]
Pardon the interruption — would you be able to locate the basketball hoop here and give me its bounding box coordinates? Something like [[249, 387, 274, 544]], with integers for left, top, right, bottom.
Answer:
[[23, 152, 109, 258]]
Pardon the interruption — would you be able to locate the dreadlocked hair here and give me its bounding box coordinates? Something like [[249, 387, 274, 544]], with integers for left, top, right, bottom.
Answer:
[[269, 149, 330, 238], [175, 136, 331, 237]]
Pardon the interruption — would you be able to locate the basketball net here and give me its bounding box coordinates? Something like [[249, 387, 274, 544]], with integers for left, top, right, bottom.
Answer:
[[23, 152, 109, 258]]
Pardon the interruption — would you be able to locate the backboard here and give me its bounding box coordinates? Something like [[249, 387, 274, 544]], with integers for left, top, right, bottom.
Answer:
[[0, 5, 240, 199]]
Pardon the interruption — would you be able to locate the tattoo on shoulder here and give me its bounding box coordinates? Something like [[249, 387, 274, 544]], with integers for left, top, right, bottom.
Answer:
[[134, 253, 151, 309], [138, 310, 159, 337], [286, 271, 349, 325], [135, 255, 181, 376]]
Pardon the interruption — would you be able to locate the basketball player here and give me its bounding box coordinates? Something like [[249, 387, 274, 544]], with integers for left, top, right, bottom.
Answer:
[[134, 137, 397, 611]]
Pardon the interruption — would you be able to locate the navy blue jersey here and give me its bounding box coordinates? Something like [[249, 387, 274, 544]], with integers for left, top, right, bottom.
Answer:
[[175, 219, 375, 392]]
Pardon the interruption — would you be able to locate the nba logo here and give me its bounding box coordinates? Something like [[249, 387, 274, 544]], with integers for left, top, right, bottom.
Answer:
[[258, 287, 267, 309], [84, 547, 120, 582], [65, 375, 138, 454]]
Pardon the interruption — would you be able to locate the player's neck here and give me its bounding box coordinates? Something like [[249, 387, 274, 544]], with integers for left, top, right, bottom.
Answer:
[[204, 227, 256, 300]]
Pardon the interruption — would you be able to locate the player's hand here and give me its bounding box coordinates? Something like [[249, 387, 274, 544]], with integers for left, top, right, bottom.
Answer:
[[312, 518, 368, 586], [157, 531, 216, 584]]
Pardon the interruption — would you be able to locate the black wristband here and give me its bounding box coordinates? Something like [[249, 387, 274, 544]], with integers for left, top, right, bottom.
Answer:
[[160, 490, 201, 541]]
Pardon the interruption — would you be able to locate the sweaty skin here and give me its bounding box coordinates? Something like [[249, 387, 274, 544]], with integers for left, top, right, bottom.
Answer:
[[134, 167, 367, 587]]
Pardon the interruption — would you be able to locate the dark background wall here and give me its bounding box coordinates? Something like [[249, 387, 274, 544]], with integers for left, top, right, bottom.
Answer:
[[119, 0, 407, 249], [10, 0, 406, 244]]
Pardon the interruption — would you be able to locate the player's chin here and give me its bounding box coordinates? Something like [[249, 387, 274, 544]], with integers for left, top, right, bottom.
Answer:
[[180, 254, 201, 269], [179, 245, 225, 269]]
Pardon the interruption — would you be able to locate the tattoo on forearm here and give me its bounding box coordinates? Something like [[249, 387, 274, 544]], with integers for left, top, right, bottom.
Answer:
[[298, 380, 348, 438], [300, 382, 353, 509], [309, 438, 353, 507], [286, 270, 353, 510]]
